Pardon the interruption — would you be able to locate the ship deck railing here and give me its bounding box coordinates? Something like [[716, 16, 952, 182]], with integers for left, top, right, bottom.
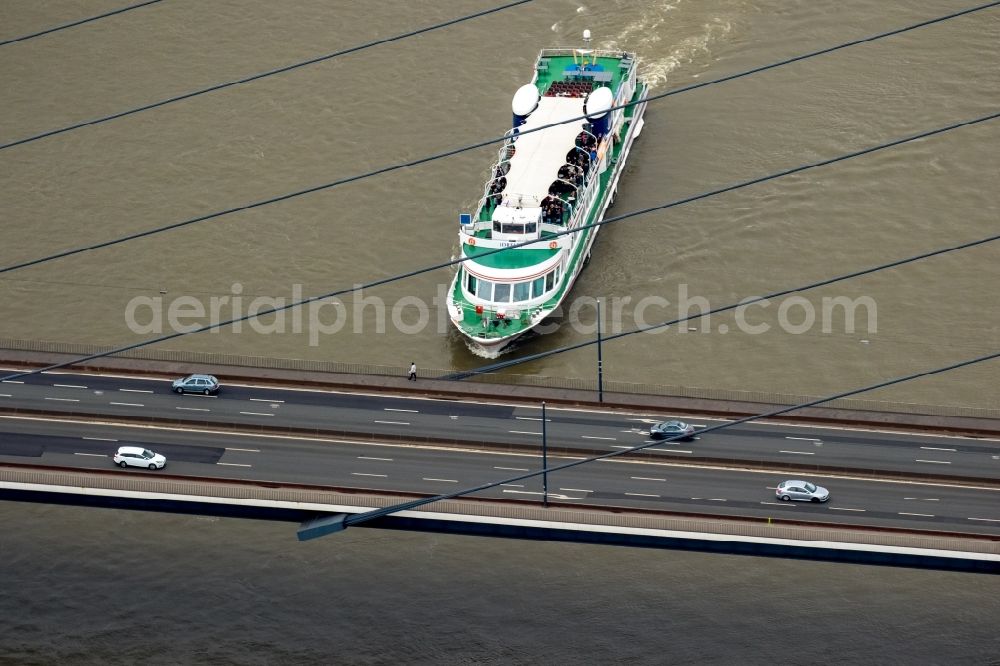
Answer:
[[538, 47, 635, 61]]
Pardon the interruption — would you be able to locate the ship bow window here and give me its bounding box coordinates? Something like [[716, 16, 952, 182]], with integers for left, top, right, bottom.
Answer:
[[514, 282, 530, 301], [494, 283, 511, 302], [532, 277, 545, 298]]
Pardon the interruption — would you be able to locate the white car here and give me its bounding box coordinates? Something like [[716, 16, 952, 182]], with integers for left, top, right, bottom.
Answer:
[[113, 445, 166, 470]]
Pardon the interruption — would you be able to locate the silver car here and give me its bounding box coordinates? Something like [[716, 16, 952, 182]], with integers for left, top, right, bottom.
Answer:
[[649, 420, 696, 441], [776, 480, 830, 503], [172, 374, 220, 395]]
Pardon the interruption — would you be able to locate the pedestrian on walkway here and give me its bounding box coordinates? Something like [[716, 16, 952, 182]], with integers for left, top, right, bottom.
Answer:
[[408, 362, 417, 381]]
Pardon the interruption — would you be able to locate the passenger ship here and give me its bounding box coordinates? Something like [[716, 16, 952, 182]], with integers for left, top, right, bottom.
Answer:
[[446, 32, 648, 356]]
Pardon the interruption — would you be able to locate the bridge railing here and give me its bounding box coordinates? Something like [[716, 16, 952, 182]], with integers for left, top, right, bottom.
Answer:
[[0, 337, 996, 419]]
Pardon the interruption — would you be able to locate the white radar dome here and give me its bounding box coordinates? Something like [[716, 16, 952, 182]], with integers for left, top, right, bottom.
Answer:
[[512, 83, 541, 117], [583, 86, 614, 119]]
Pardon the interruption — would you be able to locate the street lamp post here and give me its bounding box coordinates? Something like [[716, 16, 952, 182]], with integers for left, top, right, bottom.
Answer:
[[596, 298, 604, 403], [542, 400, 548, 508]]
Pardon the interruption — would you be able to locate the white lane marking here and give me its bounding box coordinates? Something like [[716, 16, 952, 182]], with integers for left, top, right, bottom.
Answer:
[[829, 507, 866, 512], [779, 450, 815, 455], [110, 402, 144, 407], [500, 483, 524, 488], [494, 466, 530, 471], [625, 492, 660, 498], [631, 476, 666, 482], [0, 394, 10, 397], [384, 407, 417, 413], [899, 512, 935, 517], [54, 384, 87, 389], [501, 490, 577, 499], [74, 452, 107, 457], [915, 459, 951, 464], [786, 436, 822, 442], [509, 430, 542, 435], [706, 498, 727, 502], [649, 448, 692, 453], [612, 445, 634, 449], [920, 446, 956, 452], [358, 456, 393, 461], [423, 478, 458, 483], [904, 497, 939, 501], [374, 420, 409, 425], [968, 517, 1000, 523], [352, 472, 387, 477], [740, 417, 1000, 443], [217, 462, 252, 467], [582, 435, 617, 441], [560, 488, 593, 493], [119, 388, 153, 394], [761, 501, 794, 506], [515, 416, 550, 421], [225, 447, 260, 452], [45, 397, 81, 402], [240, 411, 275, 417], [1, 380, 24, 384], [82, 436, 118, 442], [176, 406, 210, 412], [501, 490, 578, 499], [249, 398, 284, 403]]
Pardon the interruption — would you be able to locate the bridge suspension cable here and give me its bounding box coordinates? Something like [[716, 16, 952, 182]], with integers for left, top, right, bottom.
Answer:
[[0, 114, 996, 384], [0, 0, 167, 47], [0, 0, 536, 151], [1, 2, 995, 276]]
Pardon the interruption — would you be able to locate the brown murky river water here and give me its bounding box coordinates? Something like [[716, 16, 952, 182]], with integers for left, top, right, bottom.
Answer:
[[0, 3, 998, 661], [1, 0, 998, 407]]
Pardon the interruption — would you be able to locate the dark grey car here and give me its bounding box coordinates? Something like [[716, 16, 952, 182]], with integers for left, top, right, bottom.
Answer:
[[649, 420, 696, 441]]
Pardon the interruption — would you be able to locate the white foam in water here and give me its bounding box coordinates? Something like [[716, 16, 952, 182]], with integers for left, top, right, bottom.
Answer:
[[464, 340, 502, 360], [600, 1, 732, 90]]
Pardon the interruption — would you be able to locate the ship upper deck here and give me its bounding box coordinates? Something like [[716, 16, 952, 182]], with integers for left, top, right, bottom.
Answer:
[[503, 96, 587, 206], [533, 53, 632, 97]]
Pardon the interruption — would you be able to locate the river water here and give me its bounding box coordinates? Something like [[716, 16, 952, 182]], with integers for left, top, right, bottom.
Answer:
[[1, 0, 998, 407], [1, 3, 999, 662], [1, 502, 998, 664]]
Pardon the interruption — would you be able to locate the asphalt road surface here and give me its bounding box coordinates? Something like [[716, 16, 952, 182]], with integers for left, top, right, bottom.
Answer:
[[1, 369, 998, 536]]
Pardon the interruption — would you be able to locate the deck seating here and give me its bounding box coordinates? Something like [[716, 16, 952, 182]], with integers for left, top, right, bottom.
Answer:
[[544, 80, 595, 98]]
